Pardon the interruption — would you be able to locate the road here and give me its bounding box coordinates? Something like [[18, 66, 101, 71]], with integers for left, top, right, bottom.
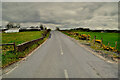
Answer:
[[3, 31, 118, 78]]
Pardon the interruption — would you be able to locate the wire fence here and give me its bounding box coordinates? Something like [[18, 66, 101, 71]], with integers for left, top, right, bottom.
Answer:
[[63, 31, 120, 53], [93, 37, 119, 50]]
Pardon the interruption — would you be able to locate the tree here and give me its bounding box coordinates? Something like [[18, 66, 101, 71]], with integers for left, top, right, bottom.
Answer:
[[16, 23, 21, 28], [44, 27, 47, 30], [40, 24, 44, 30], [56, 27, 60, 31], [30, 26, 34, 28], [6, 22, 14, 29], [36, 26, 39, 28], [47, 29, 51, 32]]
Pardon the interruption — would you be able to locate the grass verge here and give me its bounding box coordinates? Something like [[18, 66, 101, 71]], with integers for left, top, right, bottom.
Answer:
[[61, 31, 120, 62], [62, 30, 120, 50], [1, 31, 50, 68]]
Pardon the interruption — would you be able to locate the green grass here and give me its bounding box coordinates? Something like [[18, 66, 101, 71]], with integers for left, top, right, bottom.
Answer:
[[62, 30, 120, 51], [2, 31, 44, 45], [62, 30, 120, 60], [77, 31, 119, 50], [1, 31, 50, 68]]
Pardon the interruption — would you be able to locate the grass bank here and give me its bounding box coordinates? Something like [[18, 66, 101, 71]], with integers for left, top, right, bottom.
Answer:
[[62, 31, 119, 50], [1, 31, 50, 68], [61, 30, 120, 61], [2, 31, 44, 45]]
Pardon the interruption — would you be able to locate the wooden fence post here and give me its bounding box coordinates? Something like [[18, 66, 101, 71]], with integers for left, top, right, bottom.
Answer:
[[42, 33, 44, 37], [108, 42, 109, 46], [90, 37, 91, 44], [101, 38, 103, 47], [13, 42, 16, 51], [94, 36, 96, 44], [87, 35, 88, 41], [115, 41, 117, 49]]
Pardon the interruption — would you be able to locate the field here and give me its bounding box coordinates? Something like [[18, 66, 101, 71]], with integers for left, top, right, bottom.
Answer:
[[1, 31, 50, 68], [62, 30, 120, 51], [2, 31, 44, 45], [61, 30, 120, 61]]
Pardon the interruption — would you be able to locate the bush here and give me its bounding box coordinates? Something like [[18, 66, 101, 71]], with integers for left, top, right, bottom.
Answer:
[[47, 29, 51, 32], [95, 39, 101, 44], [79, 34, 90, 40], [102, 44, 117, 52], [102, 45, 109, 51]]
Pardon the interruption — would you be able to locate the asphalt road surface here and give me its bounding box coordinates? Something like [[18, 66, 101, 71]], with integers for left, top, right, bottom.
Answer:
[[3, 31, 118, 78]]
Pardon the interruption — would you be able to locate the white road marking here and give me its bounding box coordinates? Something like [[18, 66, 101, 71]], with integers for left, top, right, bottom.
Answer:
[[64, 69, 69, 80], [5, 65, 18, 75], [58, 38, 64, 55], [61, 51, 63, 55], [60, 46, 63, 55], [3, 39, 49, 75], [56, 34, 64, 55]]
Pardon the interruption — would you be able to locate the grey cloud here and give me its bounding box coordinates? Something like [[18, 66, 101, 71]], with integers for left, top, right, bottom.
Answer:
[[2, 0, 120, 2], [2, 2, 118, 30], [3, 3, 41, 23]]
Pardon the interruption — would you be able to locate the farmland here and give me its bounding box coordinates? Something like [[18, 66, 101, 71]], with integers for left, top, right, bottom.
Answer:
[[2, 31, 44, 45], [1, 31, 50, 68], [62, 30, 120, 51]]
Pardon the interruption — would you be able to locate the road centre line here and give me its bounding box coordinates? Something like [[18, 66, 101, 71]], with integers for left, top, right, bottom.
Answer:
[[57, 36, 64, 55]]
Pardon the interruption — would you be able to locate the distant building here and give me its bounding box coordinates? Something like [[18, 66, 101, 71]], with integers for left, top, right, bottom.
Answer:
[[5, 28, 20, 33], [101, 31, 104, 33]]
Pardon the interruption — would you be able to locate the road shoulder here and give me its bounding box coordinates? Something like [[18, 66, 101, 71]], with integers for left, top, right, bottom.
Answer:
[[2, 38, 49, 75], [61, 32, 118, 64]]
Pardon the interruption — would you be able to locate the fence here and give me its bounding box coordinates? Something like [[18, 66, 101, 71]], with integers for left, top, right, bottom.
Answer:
[[1, 30, 49, 52], [17, 37, 44, 52], [93, 36, 119, 49], [64, 31, 120, 53], [0, 42, 16, 51]]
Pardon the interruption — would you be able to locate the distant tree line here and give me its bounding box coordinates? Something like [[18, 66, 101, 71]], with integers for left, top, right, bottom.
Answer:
[[61, 27, 120, 33], [5, 22, 48, 30], [40, 24, 47, 30], [6, 22, 20, 29]]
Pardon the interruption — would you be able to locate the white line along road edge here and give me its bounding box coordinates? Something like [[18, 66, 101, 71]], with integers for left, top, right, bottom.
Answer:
[[64, 69, 69, 80]]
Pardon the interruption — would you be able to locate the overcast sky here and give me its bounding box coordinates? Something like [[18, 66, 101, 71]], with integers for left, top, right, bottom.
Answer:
[[2, 0, 120, 2], [2, 2, 118, 30]]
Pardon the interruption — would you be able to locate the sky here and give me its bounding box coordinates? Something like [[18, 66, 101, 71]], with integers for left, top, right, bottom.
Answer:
[[2, 0, 120, 2], [1, 2, 119, 30]]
